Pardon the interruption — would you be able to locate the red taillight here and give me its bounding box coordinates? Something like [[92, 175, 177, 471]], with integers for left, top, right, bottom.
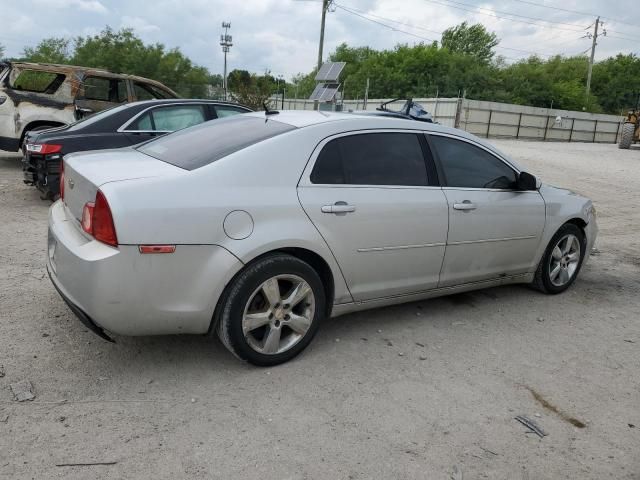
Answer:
[[26, 143, 62, 154], [59, 162, 65, 201], [93, 190, 118, 247], [82, 190, 118, 247]]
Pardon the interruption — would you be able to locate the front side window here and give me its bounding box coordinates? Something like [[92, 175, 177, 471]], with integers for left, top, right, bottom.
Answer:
[[310, 132, 428, 186], [429, 135, 517, 189]]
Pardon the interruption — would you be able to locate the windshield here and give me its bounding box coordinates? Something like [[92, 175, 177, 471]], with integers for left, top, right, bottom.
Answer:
[[137, 115, 296, 170]]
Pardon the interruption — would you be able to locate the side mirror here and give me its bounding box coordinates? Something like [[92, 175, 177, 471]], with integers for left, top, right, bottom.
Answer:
[[517, 171, 537, 191]]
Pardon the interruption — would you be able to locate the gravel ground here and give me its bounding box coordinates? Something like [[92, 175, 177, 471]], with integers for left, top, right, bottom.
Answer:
[[0, 141, 639, 479]]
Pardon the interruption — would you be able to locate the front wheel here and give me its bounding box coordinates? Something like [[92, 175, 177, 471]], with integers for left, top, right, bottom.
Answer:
[[532, 224, 586, 294], [216, 254, 326, 366]]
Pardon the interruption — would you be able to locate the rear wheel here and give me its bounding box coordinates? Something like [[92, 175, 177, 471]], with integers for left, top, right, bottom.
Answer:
[[216, 254, 326, 366], [533, 224, 586, 294], [619, 122, 635, 149]]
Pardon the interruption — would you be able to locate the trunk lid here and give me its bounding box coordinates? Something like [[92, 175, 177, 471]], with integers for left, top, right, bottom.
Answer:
[[63, 147, 183, 221]]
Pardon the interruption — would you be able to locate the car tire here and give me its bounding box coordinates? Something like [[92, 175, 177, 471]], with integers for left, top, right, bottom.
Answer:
[[618, 122, 635, 149], [532, 223, 586, 294], [216, 253, 326, 366]]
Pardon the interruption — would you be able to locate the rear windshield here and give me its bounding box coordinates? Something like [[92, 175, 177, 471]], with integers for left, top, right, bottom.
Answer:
[[137, 115, 295, 170]]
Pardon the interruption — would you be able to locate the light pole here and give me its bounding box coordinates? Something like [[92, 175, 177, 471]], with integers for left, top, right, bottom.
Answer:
[[220, 22, 232, 101], [278, 74, 284, 109]]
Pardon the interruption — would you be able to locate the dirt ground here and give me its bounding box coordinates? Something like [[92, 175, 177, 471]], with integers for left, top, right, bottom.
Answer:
[[0, 140, 639, 480]]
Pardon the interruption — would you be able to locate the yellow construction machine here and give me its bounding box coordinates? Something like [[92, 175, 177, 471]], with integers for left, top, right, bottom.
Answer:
[[619, 95, 640, 149]]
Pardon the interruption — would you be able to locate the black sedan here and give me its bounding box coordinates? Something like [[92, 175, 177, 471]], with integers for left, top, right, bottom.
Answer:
[[22, 99, 251, 199]]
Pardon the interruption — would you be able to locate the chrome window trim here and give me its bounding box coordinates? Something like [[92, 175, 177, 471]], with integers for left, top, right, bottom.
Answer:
[[299, 128, 435, 188], [117, 102, 212, 133]]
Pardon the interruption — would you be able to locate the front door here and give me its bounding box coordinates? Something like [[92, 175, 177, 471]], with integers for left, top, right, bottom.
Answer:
[[428, 134, 546, 287], [298, 131, 449, 301]]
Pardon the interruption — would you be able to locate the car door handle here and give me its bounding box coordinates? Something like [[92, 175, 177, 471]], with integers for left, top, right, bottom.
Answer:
[[321, 202, 356, 214], [453, 201, 477, 211]]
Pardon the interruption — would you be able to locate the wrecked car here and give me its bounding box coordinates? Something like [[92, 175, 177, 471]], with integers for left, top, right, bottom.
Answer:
[[0, 62, 178, 152]]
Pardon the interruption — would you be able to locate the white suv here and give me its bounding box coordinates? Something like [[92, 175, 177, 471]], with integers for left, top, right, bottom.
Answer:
[[0, 61, 178, 152]]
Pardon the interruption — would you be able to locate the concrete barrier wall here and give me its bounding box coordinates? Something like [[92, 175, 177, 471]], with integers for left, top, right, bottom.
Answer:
[[280, 96, 624, 143]]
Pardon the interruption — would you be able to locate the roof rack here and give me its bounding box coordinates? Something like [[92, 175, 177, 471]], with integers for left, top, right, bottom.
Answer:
[[375, 98, 434, 123]]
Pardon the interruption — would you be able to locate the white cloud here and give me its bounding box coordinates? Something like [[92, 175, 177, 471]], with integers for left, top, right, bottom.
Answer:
[[32, 0, 108, 14], [2, 0, 639, 78], [120, 16, 160, 34]]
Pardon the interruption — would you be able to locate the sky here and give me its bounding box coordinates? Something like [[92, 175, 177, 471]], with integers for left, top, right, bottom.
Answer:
[[1, 0, 639, 79]]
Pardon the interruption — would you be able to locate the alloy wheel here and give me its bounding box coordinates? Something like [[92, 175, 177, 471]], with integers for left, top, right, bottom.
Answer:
[[548, 234, 581, 287], [242, 274, 316, 355]]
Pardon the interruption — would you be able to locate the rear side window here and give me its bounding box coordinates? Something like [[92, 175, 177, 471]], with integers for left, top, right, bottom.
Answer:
[[128, 105, 206, 132], [83, 77, 127, 102], [429, 135, 517, 189], [215, 105, 249, 118], [137, 116, 296, 170], [10, 70, 65, 93], [311, 132, 428, 186]]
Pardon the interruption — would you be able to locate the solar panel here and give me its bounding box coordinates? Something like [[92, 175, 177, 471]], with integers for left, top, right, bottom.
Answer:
[[309, 83, 340, 102], [315, 62, 346, 82]]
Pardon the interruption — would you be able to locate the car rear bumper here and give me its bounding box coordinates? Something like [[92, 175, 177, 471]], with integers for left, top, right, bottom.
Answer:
[[22, 150, 62, 198], [47, 200, 244, 336], [47, 265, 114, 342]]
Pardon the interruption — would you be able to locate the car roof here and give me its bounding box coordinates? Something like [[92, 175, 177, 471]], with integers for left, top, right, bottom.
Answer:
[[5, 61, 179, 96], [121, 99, 252, 109], [242, 110, 523, 170], [243, 109, 455, 134]]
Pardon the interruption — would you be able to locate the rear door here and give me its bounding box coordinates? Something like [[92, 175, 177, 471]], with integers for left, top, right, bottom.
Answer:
[[75, 76, 128, 117], [428, 134, 545, 287], [298, 131, 449, 301]]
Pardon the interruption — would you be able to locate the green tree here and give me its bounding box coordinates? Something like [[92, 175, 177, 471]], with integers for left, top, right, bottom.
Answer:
[[22, 38, 71, 64], [228, 71, 276, 110], [591, 54, 640, 114], [441, 22, 499, 63], [20, 27, 211, 98]]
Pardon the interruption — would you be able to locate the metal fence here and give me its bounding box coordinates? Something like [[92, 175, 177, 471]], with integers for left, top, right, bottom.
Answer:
[[280, 96, 625, 144]]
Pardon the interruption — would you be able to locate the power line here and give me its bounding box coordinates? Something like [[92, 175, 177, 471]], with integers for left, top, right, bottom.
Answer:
[[503, 0, 638, 28], [334, 4, 439, 43], [335, 3, 563, 59], [420, 0, 588, 33]]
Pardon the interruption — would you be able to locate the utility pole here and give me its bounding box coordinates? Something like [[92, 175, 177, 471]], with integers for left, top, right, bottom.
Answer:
[[220, 22, 232, 101], [317, 0, 331, 72], [586, 17, 605, 98]]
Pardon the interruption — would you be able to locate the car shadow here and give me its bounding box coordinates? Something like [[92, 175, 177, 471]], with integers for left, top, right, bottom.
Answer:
[[71, 283, 534, 376]]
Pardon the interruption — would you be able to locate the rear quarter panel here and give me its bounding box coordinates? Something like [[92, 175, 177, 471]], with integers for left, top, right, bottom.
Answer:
[[104, 125, 357, 305]]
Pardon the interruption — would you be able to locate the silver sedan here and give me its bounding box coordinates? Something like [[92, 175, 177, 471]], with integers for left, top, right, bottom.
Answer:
[[47, 111, 597, 365]]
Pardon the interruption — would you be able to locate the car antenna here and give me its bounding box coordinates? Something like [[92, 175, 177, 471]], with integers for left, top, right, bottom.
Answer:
[[263, 101, 279, 116]]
